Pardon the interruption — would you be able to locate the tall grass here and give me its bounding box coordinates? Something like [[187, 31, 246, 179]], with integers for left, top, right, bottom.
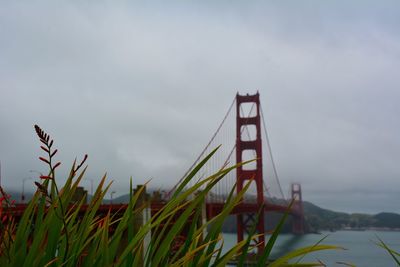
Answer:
[[376, 236, 400, 265], [0, 125, 340, 266]]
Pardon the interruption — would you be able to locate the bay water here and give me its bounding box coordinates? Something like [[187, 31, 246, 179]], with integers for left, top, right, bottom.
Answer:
[[222, 231, 400, 266]]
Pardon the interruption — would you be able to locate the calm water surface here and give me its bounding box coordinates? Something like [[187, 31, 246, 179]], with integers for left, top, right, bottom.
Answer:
[[223, 231, 400, 266]]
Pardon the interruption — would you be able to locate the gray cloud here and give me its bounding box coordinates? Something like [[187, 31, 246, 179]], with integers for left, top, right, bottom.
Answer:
[[1, 1, 400, 213]]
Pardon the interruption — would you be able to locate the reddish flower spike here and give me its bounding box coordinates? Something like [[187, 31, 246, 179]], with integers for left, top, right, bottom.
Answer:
[[40, 175, 53, 180], [41, 146, 49, 153], [53, 162, 61, 169], [80, 154, 88, 166], [50, 149, 58, 158], [39, 157, 50, 164]]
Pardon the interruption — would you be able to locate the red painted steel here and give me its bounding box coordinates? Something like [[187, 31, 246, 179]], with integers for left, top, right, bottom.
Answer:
[[235, 92, 265, 255], [6, 203, 128, 219], [291, 183, 305, 234], [206, 202, 302, 217]]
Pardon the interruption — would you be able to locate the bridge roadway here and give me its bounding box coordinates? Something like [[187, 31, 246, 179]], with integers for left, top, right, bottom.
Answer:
[[204, 202, 301, 218], [9, 201, 301, 220], [8, 203, 129, 218]]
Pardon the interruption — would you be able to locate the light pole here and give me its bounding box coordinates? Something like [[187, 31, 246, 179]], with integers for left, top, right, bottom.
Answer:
[[110, 191, 116, 204], [22, 177, 32, 203]]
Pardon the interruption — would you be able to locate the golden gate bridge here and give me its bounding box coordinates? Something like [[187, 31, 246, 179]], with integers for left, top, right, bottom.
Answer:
[[169, 92, 305, 255], [10, 92, 304, 256]]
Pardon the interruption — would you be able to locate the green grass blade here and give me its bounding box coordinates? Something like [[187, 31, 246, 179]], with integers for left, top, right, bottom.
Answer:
[[237, 205, 263, 267], [269, 245, 343, 267], [375, 236, 400, 265], [256, 200, 294, 267], [170, 146, 220, 199], [197, 177, 253, 267], [212, 239, 247, 267]]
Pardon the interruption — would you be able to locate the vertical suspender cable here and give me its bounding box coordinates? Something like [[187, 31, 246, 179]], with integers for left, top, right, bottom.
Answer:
[[170, 96, 236, 195], [260, 105, 287, 202]]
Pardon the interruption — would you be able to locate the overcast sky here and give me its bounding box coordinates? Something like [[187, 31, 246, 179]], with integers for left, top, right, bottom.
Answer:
[[1, 1, 400, 214]]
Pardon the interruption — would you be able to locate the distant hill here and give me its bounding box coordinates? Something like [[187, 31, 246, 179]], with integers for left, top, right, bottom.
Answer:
[[303, 201, 400, 232], [219, 202, 400, 234], [373, 212, 400, 229], [302, 201, 351, 232]]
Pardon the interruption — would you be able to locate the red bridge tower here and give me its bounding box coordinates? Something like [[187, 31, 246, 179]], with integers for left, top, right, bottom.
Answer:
[[236, 92, 265, 254], [291, 183, 305, 234]]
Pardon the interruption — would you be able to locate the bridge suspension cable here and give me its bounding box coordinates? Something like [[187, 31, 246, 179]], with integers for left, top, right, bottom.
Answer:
[[260, 104, 287, 202], [170, 96, 236, 195], [220, 103, 257, 171], [170, 93, 288, 205], [237, 103, 284, 203]]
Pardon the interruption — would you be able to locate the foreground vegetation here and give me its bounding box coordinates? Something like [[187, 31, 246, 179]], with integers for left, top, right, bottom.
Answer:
[[0, 125, 398, 266]]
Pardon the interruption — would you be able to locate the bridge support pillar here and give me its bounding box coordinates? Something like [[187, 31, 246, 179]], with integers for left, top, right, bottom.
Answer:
[[291, 183, 305, 234], [236, 92, 265, 255]]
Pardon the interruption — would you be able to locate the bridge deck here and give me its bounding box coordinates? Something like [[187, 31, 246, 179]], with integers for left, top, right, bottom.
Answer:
[[205, 202, 302, 218], [9, 202, 301, 218]]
